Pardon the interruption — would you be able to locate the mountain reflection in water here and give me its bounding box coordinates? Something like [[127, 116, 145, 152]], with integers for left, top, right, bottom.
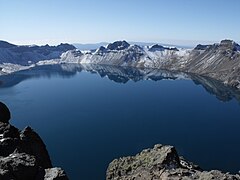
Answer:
[[0, 63, 240, 103]]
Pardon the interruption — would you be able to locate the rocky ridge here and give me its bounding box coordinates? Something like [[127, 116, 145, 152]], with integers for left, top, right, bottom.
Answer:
[[60, 40, 240, 89], [107, 144, 240, 180], [0, 102, 68, 180]]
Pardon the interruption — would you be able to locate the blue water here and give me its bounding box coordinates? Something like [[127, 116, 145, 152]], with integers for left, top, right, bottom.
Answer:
[[0, 65, 240, 179]]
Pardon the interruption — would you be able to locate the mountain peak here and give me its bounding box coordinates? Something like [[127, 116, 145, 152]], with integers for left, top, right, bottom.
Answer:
[[149, 44, 179, 52], [220, 39, 234, 45], [149, 44, 165, 51], [219, 39, 240, 51], [194, 44, 210, 50], [56, 43, 76, 51], [106, 40, 130, 50]]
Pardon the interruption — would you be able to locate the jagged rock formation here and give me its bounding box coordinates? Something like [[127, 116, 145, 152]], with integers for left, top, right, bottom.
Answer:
[[107, 144, 240, 180], [0, 102, 68, 180]]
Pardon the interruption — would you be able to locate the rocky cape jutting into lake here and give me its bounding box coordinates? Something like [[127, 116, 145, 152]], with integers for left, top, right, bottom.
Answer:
[[0, 102, 68, 179], [0, 39, 240, 89]]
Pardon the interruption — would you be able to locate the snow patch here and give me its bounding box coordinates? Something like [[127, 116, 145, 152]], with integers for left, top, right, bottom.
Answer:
[[0, 63, 34, 74]]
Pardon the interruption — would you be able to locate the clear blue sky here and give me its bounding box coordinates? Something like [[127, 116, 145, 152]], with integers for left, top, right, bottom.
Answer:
[[0, 0, 239, 46]]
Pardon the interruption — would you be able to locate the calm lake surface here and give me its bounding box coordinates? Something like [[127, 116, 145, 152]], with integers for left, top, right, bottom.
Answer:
[[0, 64, 240, 179]]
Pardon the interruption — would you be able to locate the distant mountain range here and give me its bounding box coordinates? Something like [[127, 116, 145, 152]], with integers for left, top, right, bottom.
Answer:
[[0, 40, 75, 65], [0, 39, 240, 89], [73, 42, 191, 50]]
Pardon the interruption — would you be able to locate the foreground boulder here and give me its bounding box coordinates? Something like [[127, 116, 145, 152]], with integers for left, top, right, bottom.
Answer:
[[0, 102, 68, 180], [107, 144, 240, 180]]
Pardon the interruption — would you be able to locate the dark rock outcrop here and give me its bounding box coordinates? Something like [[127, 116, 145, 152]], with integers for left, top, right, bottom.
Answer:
[[107, 41, 130, 51], [107, 144, 240, 180], [149, 44, 179, 52], [0, 102, 68, 180], [0, 102, 11, 123], [149, 44, 166, 51], [194, 44, 210, 50], [20, 126, 52, 169]]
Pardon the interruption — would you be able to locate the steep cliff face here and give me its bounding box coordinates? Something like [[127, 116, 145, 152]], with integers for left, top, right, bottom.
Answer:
[[183, 40, 240, 88]]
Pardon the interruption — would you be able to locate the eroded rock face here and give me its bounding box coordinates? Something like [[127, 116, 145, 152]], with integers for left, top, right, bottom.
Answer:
[[106, 144, 240, 180], [0, 102, 68, 180]]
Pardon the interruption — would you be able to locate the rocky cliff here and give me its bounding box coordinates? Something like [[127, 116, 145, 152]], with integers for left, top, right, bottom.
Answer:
[[183, 40, 240, 89], [107, 144, 240, 180], [0, 102, 68, 180]]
